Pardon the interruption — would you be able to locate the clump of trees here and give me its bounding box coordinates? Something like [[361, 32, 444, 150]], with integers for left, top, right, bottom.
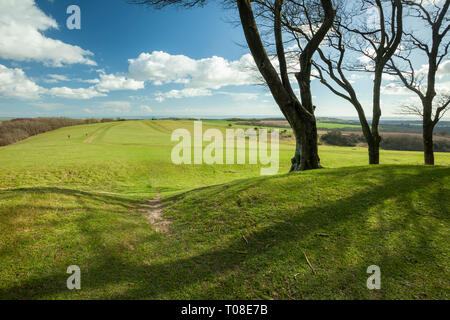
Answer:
[[0, 118, 115, 146], [381, 134, 450, 152], [320, 131, 365, 146], [320, 130, 450, 152]]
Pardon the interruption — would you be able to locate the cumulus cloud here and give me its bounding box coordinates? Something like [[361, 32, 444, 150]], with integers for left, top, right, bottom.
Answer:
[[0, 64, 44, 99], [381, 84, 408, 95], [128, 51, 258, 89], [381, 81, 450, 96], [0, 64, 147, 100], [96, 73, 145, 92], [155, 88, 213, 102], [99, 101, 132, 113], [217, 91, 259, 101], [0, 64, 104, 100], [436, 81, 450, 95], [139, 105, 153, 113], [0, 0, 96, 66], [48, 86, 106, 99], [437, 60, 450, 78], [44, 74, 71, 83]]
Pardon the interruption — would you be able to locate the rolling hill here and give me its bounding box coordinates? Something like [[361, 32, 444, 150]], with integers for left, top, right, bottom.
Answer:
[[0, 120, 448, 299]]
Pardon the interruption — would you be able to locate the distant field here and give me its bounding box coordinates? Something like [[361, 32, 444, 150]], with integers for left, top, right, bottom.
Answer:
[[235, 119, 361, 130], [0, 120, 448, 299]]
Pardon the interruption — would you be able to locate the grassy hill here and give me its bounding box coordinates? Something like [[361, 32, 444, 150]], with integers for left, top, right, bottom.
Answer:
[[0, 120, 448, 299]]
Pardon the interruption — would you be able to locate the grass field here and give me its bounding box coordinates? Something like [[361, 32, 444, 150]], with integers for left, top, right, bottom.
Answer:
[[0, 120, 448, 299]]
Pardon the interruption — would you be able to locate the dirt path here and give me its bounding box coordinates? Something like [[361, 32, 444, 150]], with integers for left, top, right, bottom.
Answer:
[[142, 193, 170, 233], [84, 124, 112, 143]]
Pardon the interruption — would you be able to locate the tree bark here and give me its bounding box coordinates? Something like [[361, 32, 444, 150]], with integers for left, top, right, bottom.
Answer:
[[423, 125, 435, 165], [368, 137, 380, 165], [423, 98, 435, 165]]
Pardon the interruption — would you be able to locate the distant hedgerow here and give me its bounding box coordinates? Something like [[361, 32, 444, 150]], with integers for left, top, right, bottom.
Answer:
[[320, 131, 365, 147]]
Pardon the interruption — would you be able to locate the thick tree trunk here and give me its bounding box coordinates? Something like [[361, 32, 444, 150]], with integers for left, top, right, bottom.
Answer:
[[301, 119, 321, 170], [368, 137, 380, 165], [423, 123, 435, 165], [290, 118, 321, 172], [422, 95, 436, 165]]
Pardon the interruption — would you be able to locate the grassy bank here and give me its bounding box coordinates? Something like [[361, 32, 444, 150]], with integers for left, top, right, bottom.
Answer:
[[0, 120, 448, 299]]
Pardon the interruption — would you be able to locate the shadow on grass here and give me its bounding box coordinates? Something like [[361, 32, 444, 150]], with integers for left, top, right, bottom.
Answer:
[[0, 165, 448, 299], [0, 187, 144, 208]]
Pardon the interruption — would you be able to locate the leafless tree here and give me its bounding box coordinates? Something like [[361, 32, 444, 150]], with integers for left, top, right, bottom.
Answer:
[[387, 0, 450, 165], [131, 0, 335, 171], [398, 94, 450, 120], [309, 0, 403, 164]]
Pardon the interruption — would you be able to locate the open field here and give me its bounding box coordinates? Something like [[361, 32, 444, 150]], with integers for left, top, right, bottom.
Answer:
[[0, 120, 449, 299], [261, 119, 362, 130]]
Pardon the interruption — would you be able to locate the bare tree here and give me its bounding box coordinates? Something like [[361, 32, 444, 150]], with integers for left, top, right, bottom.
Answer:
[[398, 94, 450, 120], [388, 0, 450, 165], [309, 0, 403, 164], [131, 0, 335, 171]]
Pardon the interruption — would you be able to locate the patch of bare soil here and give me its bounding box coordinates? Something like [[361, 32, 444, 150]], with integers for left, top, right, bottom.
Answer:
[[142, 193, 170, 233]]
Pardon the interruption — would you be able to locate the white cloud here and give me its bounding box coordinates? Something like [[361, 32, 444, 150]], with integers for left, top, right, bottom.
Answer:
[[96, 73, 145, 92], [436, 81, 450, 95], [31, 102, 66, 110], [99, 101, 132, 113], [0, 64, 44, 99], [437, 60, 450, 78], [0, 0, 96, 67], [155, 88, 213, 101], [44, 74, 71, 83], [381, 83, 413, 95], [48, 86, 106, 99], [128, 51, 258, 89], [217, 91, 259, 101], [413, 60, 450, 80], [139, 105, 152, 113], [79, 78, 100, 84], [0, 64, 108, 100], [381, 81, 450, 96]]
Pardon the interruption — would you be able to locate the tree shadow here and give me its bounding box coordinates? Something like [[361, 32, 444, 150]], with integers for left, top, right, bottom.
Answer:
[[0, 166, 448, 299]]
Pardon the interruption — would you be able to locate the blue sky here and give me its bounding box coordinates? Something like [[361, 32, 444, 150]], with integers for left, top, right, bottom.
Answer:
[[0, 0, 448, 119]]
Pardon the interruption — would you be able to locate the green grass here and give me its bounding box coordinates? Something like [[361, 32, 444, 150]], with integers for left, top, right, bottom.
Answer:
[[0, 120, 448, 299], [316, 121, 361, 130]]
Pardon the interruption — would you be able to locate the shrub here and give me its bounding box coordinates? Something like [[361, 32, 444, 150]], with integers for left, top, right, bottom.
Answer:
[[320, 131, 365, 147], [381, 135, 423, 151], [380, 134, 450, 152]]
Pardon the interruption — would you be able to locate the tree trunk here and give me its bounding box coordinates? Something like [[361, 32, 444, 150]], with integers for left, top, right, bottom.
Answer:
[[423, 123, 435, 165], [290, 118, 321, 172], [236, 0, 332, 172], [422, 94, 436, 165], [301, 118, 321, 170], [368, 137, 380, 165]]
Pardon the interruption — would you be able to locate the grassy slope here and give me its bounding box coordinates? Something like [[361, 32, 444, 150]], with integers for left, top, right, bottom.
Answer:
[[0, 120, 449, 299]]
